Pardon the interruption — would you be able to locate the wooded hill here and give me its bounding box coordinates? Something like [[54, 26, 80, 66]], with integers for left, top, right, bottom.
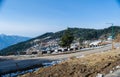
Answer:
[[0, 26, 120, 55]]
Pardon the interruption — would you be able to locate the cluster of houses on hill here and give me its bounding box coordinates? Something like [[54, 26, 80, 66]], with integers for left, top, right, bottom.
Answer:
[[20, 37, 112, 55]]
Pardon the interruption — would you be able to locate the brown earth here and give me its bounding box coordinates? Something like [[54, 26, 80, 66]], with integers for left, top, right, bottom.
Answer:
[[21, 49, 120, 77], [115, 33, 120, 42]]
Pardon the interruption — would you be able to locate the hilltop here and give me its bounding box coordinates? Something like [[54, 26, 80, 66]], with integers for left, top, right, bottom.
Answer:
[[0, 26, 120, 55]]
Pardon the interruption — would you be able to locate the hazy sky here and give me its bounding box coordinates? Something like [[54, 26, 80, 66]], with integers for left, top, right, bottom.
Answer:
[[0, 0, 120, 37]]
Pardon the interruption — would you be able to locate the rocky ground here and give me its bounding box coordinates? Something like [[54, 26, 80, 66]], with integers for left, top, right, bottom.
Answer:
[[21, 49, 120, 77]]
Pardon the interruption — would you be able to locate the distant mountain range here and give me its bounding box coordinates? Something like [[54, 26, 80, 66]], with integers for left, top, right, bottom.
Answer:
[[0, 26, 120, 55], [0, 34, 30, 50]]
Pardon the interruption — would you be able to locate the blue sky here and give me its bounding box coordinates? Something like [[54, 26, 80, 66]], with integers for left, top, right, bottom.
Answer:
[[0, 0, 120, 37]]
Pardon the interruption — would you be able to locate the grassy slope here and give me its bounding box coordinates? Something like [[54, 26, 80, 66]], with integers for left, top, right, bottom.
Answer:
[[22, 49, 120, 77]]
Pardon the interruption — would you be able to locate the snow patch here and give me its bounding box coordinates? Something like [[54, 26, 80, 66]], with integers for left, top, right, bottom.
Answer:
[[76, 55, 85, 58], [42, 60, 62, 67], [96, 73, 103, 77], [109, 70, 113, 73], [116, 65, 120, 69]]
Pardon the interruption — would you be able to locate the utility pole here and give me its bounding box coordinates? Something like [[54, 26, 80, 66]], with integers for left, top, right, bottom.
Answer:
[[106, 23, 114, 50], [111, 24, 114, 50]]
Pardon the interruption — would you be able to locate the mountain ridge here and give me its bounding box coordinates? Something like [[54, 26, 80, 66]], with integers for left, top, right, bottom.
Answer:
[[0, 26, 120, 55], [0, 34, 30, 50]]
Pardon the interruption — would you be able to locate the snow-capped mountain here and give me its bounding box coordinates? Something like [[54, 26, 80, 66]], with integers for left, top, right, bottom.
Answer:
[[0, 34, 30, 50]]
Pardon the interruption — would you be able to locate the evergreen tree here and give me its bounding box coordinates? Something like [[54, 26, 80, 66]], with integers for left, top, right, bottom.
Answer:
[[59, 28, 74, 48]]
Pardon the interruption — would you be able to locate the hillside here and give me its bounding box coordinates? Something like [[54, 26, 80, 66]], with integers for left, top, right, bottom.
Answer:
[[0, 26, 120, 55], [22, 49, 120, 77], [0, 33, 54, 55], [0, 34, 30, 50]]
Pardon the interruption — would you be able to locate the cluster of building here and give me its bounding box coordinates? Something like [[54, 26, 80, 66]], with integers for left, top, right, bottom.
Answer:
[[23, 37, 111, 55]]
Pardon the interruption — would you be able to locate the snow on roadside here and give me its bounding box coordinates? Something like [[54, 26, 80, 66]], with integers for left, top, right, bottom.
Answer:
[[42, 60, 63, 67], [96, 73, 103, 77], [76, 55, 85, 58], [1, 60, 63, 77]]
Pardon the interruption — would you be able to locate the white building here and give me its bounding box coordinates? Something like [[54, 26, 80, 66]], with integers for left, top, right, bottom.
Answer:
[[89, 40, 101, 46]]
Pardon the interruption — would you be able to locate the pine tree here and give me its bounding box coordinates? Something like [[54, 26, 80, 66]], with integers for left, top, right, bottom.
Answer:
[[59, 28, 74, 48]]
